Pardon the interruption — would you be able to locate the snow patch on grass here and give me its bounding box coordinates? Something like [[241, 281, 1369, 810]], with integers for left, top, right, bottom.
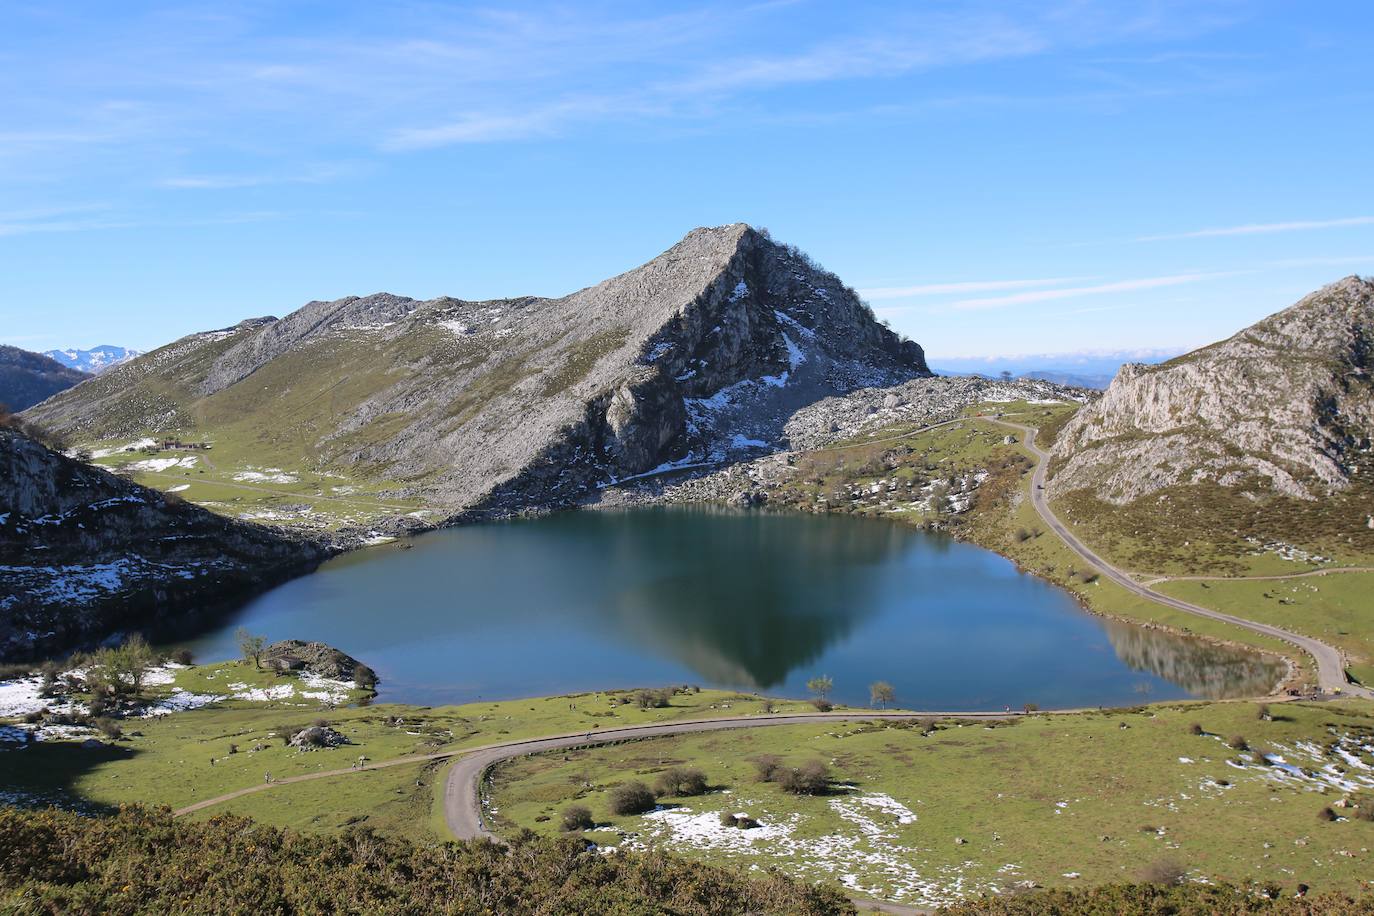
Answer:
[[626, 793, 996, 906]]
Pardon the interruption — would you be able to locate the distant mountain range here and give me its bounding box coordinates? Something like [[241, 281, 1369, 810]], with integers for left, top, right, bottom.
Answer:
[[0, 345, 89, 412], [930, 348, 1186, 389], [43, 344, 141, 374]]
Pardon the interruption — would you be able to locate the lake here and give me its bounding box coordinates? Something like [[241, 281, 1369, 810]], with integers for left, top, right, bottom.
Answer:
[[176, 505, 1282, 710]]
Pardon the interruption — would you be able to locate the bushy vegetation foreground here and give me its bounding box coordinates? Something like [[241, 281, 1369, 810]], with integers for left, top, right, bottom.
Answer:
[[0, 807, 853, 915], [941, 883, 1374, 915]]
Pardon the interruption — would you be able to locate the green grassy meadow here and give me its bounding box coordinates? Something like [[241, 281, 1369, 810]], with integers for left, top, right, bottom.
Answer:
[[488, 699, 1374, 907]]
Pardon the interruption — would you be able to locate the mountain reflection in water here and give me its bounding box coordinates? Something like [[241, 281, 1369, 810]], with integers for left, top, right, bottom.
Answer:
[[1102, 619, 1284, 699], [172, 505, 1281, 709]]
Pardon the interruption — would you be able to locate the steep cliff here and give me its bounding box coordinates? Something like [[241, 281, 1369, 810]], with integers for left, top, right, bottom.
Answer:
[[1049, 276, 1374, 504], [0, 428, 327, 660]]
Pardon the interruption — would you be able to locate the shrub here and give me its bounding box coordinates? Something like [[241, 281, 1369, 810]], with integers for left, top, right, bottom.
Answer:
[[778, 760, 830, 796], [1352, 803, 1374, 822], [1227, 735, 1248, 750], [753, 755, 784, 783], [1140, 858, 1186, 886], [634, 689, 671, 710], [608, 782, 657, 816], [1256, 704, 1271, 721], [810, 698, 833, 712], [560, 805, 593, 831], [655, 767, 708, 798], [1013, 528, 1032, 543], [1188, 723, 1203, 736], [1318, 806, 1338, 822], [0, 807, 850, 913], [93, 718, 122, 740], [169, 648, 194, 666]]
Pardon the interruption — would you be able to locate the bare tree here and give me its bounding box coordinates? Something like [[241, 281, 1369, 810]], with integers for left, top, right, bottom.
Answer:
[[869, 681, 895, 709], [805, 675, 833, 702], [236, 628, 267, 668]]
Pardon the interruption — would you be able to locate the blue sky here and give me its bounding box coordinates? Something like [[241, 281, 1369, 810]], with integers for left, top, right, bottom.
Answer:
[[2, 1, 1372, 359]]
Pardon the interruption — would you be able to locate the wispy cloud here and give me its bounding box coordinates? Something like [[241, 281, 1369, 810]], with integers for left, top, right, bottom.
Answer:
[[0, 207, 282, 238], [860, 276, 1089, 300], [384, 106, 594, 150], [1270, 254, 1374, 270], [946, 272, 1232, 310], [158, 162, 362, 189], [1138, 216, 1374, 241]]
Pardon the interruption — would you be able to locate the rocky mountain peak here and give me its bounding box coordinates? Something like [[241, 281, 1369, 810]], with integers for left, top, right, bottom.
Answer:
[[27, 225, 929, 517], [1049, 276, 1374, 504]]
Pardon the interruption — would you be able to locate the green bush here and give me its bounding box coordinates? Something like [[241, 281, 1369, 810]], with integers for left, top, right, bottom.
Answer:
[[655, 767, 709, 797], [753, 755, 784, 782], [559, 805, 593, 832], [0, 807, 850, 914], [778, 760, 831, 796], [608, 781, 657, 816], [939, 882, 1373, 914]]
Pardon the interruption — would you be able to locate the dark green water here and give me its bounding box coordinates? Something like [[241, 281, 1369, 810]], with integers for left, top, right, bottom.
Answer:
[[181, 505, 1282, 710]]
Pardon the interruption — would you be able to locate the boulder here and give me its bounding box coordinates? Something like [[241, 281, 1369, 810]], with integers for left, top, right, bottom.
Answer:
[[290, 725, 348, 750]]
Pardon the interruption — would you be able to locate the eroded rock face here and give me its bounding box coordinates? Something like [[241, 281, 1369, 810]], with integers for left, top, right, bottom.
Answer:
[[0, 428, 326, 661], [1049, 276, 1374, 504]]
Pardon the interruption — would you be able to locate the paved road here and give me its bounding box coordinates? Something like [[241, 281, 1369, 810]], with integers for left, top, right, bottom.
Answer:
[[442, 711, 1023, 842], [990, 419, 1366, 698], [441, 711, 1040, 915]]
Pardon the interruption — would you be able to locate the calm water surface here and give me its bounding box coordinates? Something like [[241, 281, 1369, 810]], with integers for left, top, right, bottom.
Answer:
[[179, 506, 1281, 710]]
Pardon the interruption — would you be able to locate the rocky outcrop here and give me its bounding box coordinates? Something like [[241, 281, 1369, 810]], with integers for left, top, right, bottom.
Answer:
[[0, 428, 328, 661], [29, 225, 928, 519], [1048, 277, 1374, 504], [598, 375, 1086, 508], [289, 725, 348, 750], [0, 346, 88, 413], [262, 640, 365, 681]]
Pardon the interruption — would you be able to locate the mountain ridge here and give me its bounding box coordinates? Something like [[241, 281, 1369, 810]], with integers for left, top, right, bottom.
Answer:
[[27, 225, 928, 520], [1049, 275, 1374, 505], [44, 345, 141, 375], [0, 345, 90, 413]]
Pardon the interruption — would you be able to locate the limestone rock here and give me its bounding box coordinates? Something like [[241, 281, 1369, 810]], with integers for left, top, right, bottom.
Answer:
[[262, 640, 364, 681], [1049, 276, 1374, 504]]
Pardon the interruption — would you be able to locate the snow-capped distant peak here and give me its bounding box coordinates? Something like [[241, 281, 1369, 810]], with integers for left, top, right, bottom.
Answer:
[[43, 345, 141, 374]]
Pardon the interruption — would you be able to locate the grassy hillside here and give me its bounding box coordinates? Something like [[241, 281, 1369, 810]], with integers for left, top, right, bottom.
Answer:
[[488, 699, 1374, 907], [0, 659, 821, 834]]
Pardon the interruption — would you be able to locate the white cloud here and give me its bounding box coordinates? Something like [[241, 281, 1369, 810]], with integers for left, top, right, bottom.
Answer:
[[945, 272, 1232, 310], [1137, 216, 1374, 241]]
